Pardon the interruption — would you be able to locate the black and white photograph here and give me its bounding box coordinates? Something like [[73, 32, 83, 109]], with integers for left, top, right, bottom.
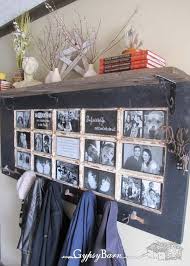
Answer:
[[84, 167, 115, 197], [121, 175, 141, 204], [123, 111, 143, 138], [141, 180, 162, 209], [122, 143, 165, 175], [34, 133, 52, 154], [57, 109, 80, 132], [85, 140, 100, 163], [34, 155, 52, 177], [56, 136, 80, 159], [143, 110, 166, 140], [100, 141, 116, 166], [17, 151, 31, 170], [17, 132, 30, 149], [16, 111, 31, 129], [85, 110, 117, 135], [34, 110, 52, 130], [56, 160, 79, 186]]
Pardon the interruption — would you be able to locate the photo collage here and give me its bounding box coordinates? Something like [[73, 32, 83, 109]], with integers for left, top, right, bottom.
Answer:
[[14, 108, 167, 211]]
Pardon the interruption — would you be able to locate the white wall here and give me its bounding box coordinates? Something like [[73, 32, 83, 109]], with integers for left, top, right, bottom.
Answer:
[[0, 0, 190, 265]]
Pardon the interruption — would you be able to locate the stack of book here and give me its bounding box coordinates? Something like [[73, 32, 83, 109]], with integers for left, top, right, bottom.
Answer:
[[99, 50, 166, 74]]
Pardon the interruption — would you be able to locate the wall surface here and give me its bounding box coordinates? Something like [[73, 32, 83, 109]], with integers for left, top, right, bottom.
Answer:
[[0, 0, 190, 265]]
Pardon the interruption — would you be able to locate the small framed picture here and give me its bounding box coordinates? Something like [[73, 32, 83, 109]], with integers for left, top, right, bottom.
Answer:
[[123, 110, 143, 138], [16, 111, 31, 129], [57, 109, 80, 132], [121, 175, 141, 204], [56, 136, 80, 159], [85, 110, 117, 135], [17, 132, 30, 149], [84, 167, 115, 197], [34, 155, 52, 177], [34, 110, 52, 130], [85, 139, 116, 166], [143, 110, 166, 140], [122, 143, 165, 175], [56, 160, 79, 186], [141, 180, 162, 210], [34, 133, 52, 154], [16, 151, 31, 170]]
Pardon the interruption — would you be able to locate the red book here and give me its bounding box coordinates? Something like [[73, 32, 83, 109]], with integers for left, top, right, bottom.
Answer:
[[131, 59, 164, 68], [122, 49, 166, 63], [131, 54, 165, 66], [99, 66, 130, 74]]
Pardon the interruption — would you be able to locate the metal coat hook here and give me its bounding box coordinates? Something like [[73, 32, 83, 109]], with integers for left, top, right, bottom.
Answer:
[[47, 94, 59, 105], [155, 74, 176, 115], [65, 188, 75, 197], [122, 210, 144, 225]]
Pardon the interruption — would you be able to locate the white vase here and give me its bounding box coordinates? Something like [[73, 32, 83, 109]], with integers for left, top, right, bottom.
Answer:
[[84, 64, 97, 77], [45, 68, 61, 83]]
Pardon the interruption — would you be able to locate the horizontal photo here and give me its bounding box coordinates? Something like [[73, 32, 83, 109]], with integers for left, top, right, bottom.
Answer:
[[16, 111, 31, 129], [141, 180, 162, 210], [56, 160, 79, 186], [34, 133, 52, 154], [34, 155, 52, 177], [85, 110, 117, 135], [17, 131, 30, 149], [121, 175, 141, 204], [84, 167, 115, 197], [122, 143, 165, 175], [34, 110, 52, 130], [57, 109, 80, 132], [17, 151, 31, 170], [56, 136, 80, 159], [85, 139, 116, 166]]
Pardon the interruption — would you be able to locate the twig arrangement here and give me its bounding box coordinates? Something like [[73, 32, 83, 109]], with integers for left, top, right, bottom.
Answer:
[[124, 26, 143, 50], [162, 126, 190, 173]]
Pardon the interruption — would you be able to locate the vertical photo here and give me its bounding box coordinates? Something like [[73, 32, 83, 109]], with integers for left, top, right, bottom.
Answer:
[[141, 180, 162, 210], [121, 176, 141, 204], [57, 109, 80, 132], [143, 110, 166, 139], [16, 111, 31, 129], [34, 133, 43, 152], [17, 132, 30, 149], [85, 140, 100, 163], [56, 160, 79, 186], [100, 141, 116, 166], [17, 151, 31, 170], [34, 155, 52, 177], [123, 111, 143, 138], [42, 134, 52, 154], [84, 167, 99, 192], [98, 171, 115, 197], [122, 143, 165, 175]]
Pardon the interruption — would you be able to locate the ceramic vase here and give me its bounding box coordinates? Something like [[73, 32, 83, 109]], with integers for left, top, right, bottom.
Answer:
[[84, 64, 97, 77], [45, 68, 62, 83]]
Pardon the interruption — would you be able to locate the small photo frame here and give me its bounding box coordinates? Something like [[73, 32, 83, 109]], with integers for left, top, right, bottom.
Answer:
[[34, 133, 52, 154], [56, 136, 80, 159], [143, 110, 166, 140], [85, 110, 117, 135], [16, 111, 31, 129], [123, 111, 143, 138], [16, 151, 31, 170], [17, 131, 30, 149], [141, 180, 162, 210], [34, 155, 52, 177], [34, 110, 52, 130], [122, 143, 165, 175], [56, 160, 79, 186], [57, 109, 80, 132], [121, 175, 141, 204], [84, 167, 115, 197]]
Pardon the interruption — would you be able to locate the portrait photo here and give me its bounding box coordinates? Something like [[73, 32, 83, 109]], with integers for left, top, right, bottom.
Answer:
[[98, 171, 115, 197], [122, 143, 165, 175], [34, 133, 52, 154], [17, 151, 31, 170], [56, 160, 79, 186], [34, 155, 52, 177], [123, 111, 143, 138], [17, 132, 30, 149], [144, 111, 166, 140], [84, 167, 99, 191], [42, 134, 52, 154], [34, 133, 43, 152], [121, 176, 141, 204], [57, 109, 80, 132], [16, 111, 31, 129], [34, 111, 52, 130], [100, 141, 116, 166], [141, 180, 162, 210], [85, 140, 100, 163]]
